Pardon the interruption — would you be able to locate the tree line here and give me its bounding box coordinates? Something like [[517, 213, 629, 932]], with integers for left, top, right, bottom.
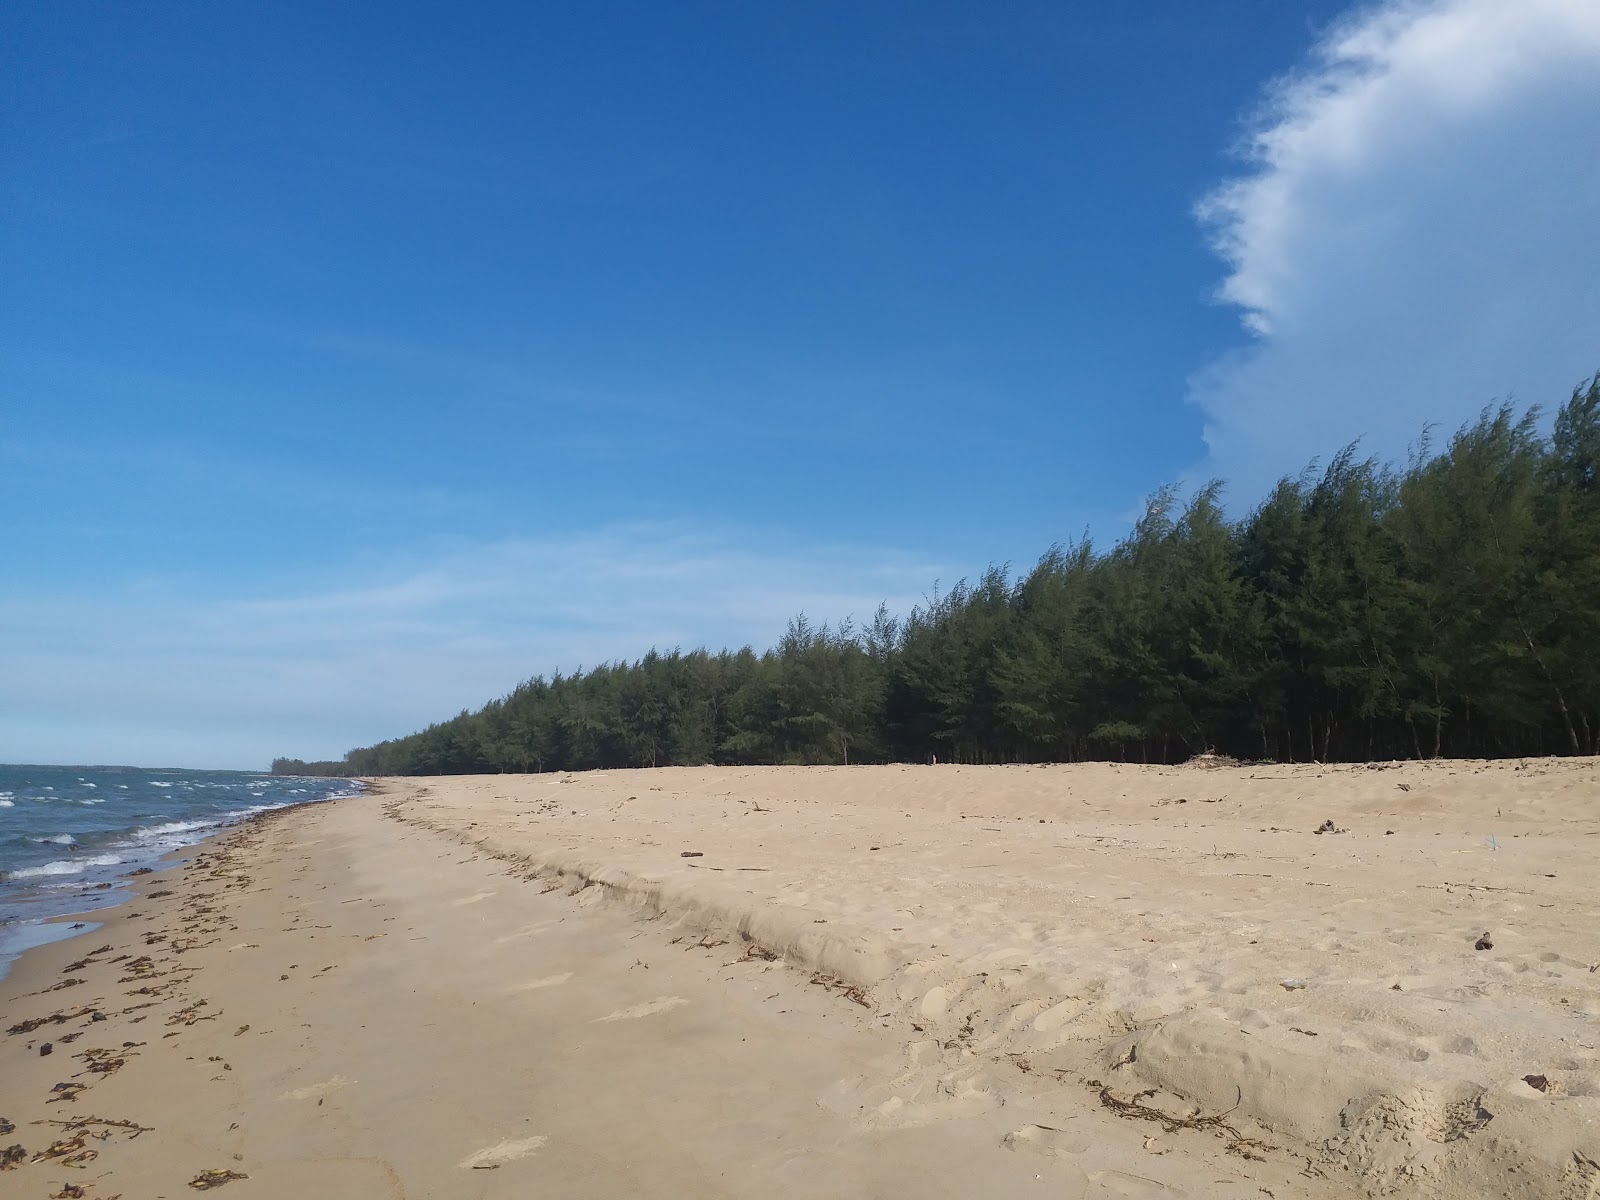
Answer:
[[274, 376, 1600, 777]]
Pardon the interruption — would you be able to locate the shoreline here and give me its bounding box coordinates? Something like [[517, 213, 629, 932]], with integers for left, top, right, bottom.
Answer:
[[1, 763, 1594, 1198], [0, 783, 366, 980]]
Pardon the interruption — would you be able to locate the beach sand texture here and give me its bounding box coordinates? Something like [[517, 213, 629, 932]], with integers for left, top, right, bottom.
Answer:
[[1, 759, 1596, 1198]]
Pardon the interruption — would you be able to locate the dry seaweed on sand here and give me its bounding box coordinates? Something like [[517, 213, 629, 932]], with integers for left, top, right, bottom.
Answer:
[[189, 1168, 249, 1189], [7, 1005, 101, 1036], [76, 1044, 143, 1076], [30, 1133, 97, 1165], [1095, 1084, 1274, 1161], [808, 971, 871, 1008], [0, 1144, 26, 1169], [33, 1115, 152, 1139], [166, 999, 217, 1027]]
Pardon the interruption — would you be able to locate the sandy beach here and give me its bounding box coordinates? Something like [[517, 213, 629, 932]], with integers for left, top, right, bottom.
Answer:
[[1, 760, 1596, 1198]]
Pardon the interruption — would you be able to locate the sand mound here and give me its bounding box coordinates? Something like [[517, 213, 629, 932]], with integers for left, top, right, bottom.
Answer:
[[383, 759, 1600, 1197]]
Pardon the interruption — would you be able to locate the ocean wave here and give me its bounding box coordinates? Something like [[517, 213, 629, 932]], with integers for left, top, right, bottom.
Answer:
[[0, 800, 12, 808], [133, 818, 222, 838], [117, 805, 301, 850], [2, 781, 364, 898], [147, 781, 173, 788], [6, 854, 124, 880]]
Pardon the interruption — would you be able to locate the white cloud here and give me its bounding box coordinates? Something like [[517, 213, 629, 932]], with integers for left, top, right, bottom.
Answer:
[[1191, 0, 1600, 502], [0, 525, 945, 769]]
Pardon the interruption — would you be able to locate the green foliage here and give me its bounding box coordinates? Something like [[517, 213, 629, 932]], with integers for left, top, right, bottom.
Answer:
[[279, 374, 1600, 775]]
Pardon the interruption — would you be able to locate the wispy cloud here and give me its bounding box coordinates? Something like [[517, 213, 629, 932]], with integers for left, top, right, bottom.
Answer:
[[0, 525, 946, 768], [1190, 0, 1600, 501]]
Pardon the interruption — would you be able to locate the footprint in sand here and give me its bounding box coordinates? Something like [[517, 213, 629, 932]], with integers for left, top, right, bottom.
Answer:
[[279, 1075, 353, 1101], [493, 921, 555, 944], [459, 1135, 547, 1169], [1087, 1169, 1186, 1198], [1032, 998, 1082, 1033], [594, 996, 688, 1022], [1003, 1124, 1092, 1157], [512, 972, 573, 992]]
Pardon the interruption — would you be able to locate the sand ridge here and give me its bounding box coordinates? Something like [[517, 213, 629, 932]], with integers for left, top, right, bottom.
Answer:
[[383, 758, 1600, 1197]]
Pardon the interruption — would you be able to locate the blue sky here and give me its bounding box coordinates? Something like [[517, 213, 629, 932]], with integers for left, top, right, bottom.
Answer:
[[4, 1, 1598, 767]]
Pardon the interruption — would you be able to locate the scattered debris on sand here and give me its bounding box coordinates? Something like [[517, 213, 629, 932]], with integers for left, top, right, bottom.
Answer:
[[189, 1168, 249, 1189]]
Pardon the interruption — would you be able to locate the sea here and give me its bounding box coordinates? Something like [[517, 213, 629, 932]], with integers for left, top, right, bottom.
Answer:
[[0, 764, 362, 978]]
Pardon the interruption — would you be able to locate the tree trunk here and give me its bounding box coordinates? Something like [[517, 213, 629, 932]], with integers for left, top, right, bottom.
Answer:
[[1513, 610, 1581, 754]]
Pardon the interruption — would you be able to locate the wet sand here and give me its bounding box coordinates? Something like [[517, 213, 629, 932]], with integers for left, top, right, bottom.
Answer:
[[1, 760, 1596, 1198]]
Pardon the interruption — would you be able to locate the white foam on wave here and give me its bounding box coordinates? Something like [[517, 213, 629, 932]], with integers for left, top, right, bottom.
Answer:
[[33, 835, 78, 846], [117, 784, 130, 790], [81, 782, 96, 788], [117, 805, 289, 853], [135, 818, 221, 838], [8, 854, 124, 880], [0, 800, 12, 808], [147, 781, 172, 788], [2, 782, 364, 895]]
